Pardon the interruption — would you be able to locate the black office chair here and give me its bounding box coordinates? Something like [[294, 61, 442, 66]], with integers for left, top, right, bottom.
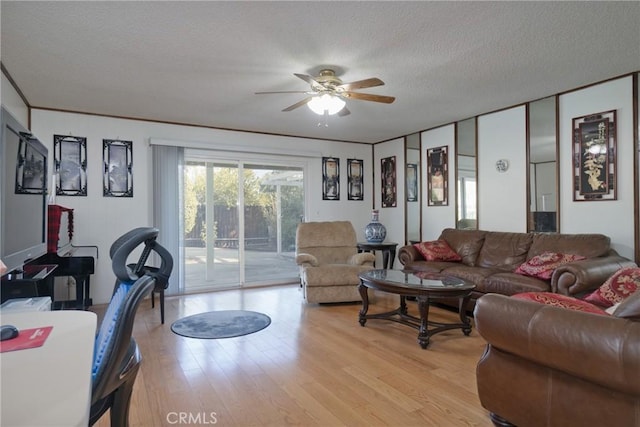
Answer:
[[125, 234, 173, 324], [90, 227, 172, 426]]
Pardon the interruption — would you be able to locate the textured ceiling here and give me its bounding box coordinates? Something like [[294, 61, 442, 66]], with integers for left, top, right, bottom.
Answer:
[[1, 1, 639, 144]]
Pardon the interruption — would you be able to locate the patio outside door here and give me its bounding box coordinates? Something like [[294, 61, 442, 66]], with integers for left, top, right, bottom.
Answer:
[[183, 159, 302, 292]]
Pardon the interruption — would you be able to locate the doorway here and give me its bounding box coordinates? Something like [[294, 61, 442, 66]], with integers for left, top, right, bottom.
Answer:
[[183, 158, 303, 292]]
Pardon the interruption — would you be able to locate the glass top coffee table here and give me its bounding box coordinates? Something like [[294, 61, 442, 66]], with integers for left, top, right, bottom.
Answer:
[[358, 269, 476, 349]]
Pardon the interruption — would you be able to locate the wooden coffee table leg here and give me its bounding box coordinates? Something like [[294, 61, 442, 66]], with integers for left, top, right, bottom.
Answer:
[[399, 295, 408, 315], [416, 295, 431, 349], [358, 282, 369, 326], [458, 294, 472, 336]]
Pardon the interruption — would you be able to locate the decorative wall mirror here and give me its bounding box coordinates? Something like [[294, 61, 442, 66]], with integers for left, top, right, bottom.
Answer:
[[103, 139, 133, 197], [455, 118, 477, 229], [405, 133, 421, 243], [527, 96, 558, 232], [54, 134, 87, 196]]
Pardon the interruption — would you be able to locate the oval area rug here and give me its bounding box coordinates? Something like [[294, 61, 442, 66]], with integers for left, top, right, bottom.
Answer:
[[171, 310, 271, 339]]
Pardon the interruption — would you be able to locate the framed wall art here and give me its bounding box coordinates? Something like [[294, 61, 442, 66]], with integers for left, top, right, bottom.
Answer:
[[322, 156, 339, 200], [15, 133, 47, 195], [381, 156, 396, 208], [54, 134, 87, 196], [572, 110, 616, 201], [347, 158, 364, 201], [406, 163, 418, 202], [103, 139, 133, 197], [427, 146, 448, 206]]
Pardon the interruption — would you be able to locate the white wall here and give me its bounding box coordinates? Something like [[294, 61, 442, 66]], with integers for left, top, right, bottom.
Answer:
[[1, 73, 29, 129], [421, 125, 456, 240], [478, 106, 527, 232], [30, 109, 373, 304], [373, 138, 404, 266], [559, 76, 635, 259]]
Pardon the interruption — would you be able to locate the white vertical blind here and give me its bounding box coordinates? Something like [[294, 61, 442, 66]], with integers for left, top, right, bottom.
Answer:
[[152, 145, 184, 295]]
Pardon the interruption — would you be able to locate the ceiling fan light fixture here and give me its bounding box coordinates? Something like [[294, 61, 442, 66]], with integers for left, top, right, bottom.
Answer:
[[307, 94, 346, 115]]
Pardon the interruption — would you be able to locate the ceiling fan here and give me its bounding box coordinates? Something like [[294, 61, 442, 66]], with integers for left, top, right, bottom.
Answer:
[[255, 69, 395, 117]]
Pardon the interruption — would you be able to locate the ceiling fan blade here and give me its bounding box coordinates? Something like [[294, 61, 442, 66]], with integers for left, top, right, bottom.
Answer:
[[337, 78, 384, 91], [343, 92, 396, 104], [338, 106, 351, 117], [294, 73, 325, 90], [282, 97, 313, 112], [255, 90, 312, 95]]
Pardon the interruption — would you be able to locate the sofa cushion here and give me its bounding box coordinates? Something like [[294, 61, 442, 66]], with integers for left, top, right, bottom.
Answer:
[[413, 240, 462, 262], [303, 264, 372, 287], [440, 265, 501, 286], [481, 272, 551, 295], [403, 261, 459, 274], [584, 267, 640, 308], [475, 232, 533, 272], [512, 292, 609, 315], [439, 228, 487, 266], [515, 252, 587, 280], [528, 232, 610, 259]]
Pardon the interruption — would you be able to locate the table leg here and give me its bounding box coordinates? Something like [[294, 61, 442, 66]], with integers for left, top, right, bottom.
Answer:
[[458, 294, 473, 336], [389, 248, 396, 269], [358, 282, 369, 326], [382, 250, 389, 269], [399, 295, 409, 315], [416, 296, 431, 349]]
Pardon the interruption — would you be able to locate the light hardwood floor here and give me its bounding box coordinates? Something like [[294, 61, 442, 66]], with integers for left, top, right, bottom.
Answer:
[[94, 284, 493, 426]]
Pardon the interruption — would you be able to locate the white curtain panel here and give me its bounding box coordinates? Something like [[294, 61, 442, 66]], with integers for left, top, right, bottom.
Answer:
[[151, 144, 184, 295]]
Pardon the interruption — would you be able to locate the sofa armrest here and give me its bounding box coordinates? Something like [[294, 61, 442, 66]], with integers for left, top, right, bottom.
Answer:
[[474, 293, 640, 396], [551, 254, 637, 296], [349, 252, 376, 266], [295, 253, 319, 267], [398, 245, 424, 266]]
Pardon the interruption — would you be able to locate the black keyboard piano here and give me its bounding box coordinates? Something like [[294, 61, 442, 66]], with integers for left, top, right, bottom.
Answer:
[[32, 250, 95, 309]]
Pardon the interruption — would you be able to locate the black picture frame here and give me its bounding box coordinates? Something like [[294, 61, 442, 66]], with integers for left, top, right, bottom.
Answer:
[[406, 163, 418, 202], [54, 134, 87, 196], [427, 146, 448, 206], [381, 156, 396, 208], [347, 159, 364, 201], [15, 133, 47, 195], [572, 110, 616, 201], [103, 139, 133, 197], [322, 156, 339, 200]]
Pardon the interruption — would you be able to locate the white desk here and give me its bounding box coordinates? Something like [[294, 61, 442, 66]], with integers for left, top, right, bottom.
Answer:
[[0, 310, 97, 426]]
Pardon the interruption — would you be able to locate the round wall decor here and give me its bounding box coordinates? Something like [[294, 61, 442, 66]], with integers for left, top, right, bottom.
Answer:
[[495, 159, 509, 173]]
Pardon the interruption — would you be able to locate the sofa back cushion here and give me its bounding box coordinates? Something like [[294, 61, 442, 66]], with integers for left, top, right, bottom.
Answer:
[[476, 232, 533, 271], [439, 228, 487, 266], [528, 233, 610, 259]]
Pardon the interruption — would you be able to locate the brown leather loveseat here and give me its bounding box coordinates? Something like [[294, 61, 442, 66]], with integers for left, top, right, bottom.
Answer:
[[474, 293, 640, 426], [398, 228, 635, 309]]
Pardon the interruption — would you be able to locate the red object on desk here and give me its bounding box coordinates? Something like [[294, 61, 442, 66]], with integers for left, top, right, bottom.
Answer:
[[0, 326, 53, 353]]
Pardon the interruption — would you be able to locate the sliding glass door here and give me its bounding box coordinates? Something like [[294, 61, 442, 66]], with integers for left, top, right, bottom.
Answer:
[[183, 156, 303, 292]]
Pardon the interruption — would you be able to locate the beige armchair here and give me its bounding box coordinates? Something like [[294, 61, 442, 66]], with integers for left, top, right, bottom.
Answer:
[[295, 221, 375, 303]]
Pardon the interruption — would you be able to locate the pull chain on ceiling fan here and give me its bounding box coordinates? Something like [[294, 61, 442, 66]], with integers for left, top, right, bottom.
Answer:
[[255, 68, 395, 117]]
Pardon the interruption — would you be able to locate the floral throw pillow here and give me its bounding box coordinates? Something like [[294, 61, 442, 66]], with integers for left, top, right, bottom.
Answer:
[[584, 267, 640, 308], [413, 240, 462, 262], [512, 292, 608, 316], [515, 252, 586, 280]]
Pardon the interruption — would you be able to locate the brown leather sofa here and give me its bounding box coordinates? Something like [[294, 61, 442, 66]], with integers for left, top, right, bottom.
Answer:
[[398, 228, 635, 309], [474, 293, 640, 426]]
